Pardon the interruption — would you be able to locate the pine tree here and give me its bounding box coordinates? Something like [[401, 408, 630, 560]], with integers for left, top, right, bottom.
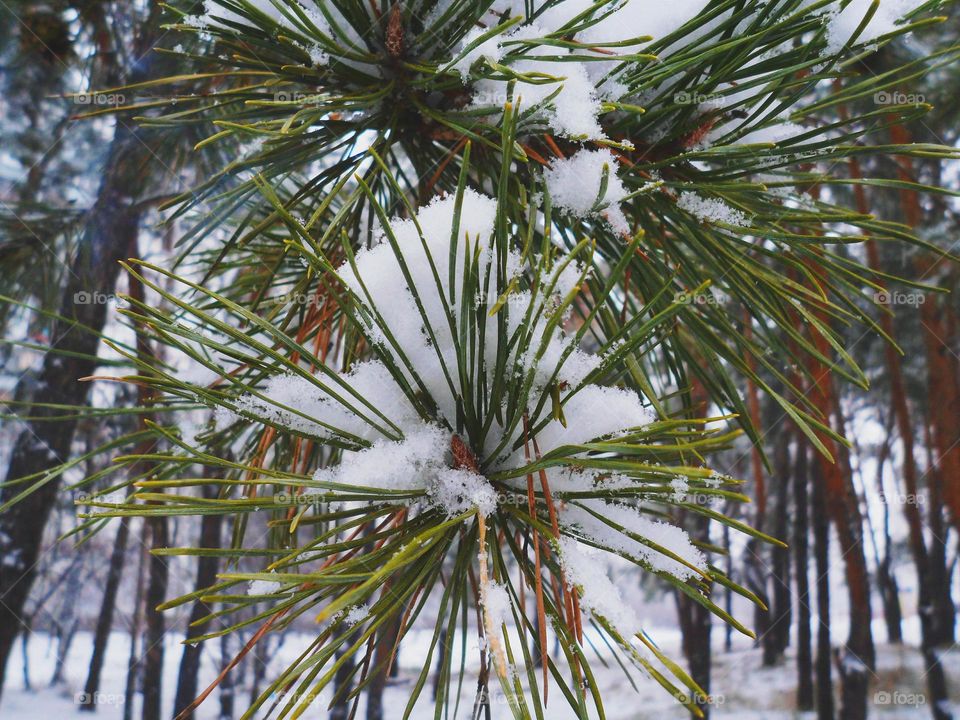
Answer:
[[4, 0, 959, 718]]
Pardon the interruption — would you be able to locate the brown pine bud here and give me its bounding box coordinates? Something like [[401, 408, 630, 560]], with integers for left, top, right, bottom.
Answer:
[[450, 434, 480, 473], [386, 3, 404, 59]]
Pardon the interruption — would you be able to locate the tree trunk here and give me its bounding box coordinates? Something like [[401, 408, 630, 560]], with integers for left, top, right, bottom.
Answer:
[[869, 427, 903, 645], [676, 510, 712, 718], [174, 483, 225, 718], [115, 247, 167, 720], [923, 418, 956, 646], [141, 515, 169, 720], [763, 434, 791, 666], [50, 547, 86, 686], [742, 312, 770, 646], [123, 527, 148, 720], [793, 438, 814, 711], [367, 596, 404, 720], [803, 311, 874, 720], [811, 451, 834, 720], [330, 631, 360, 720], [219, 633, 235, 720], [80, 516, 131, 711]]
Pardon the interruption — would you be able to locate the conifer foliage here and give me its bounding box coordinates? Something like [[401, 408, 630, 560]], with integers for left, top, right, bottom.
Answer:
[[12, 0, 958, 717]]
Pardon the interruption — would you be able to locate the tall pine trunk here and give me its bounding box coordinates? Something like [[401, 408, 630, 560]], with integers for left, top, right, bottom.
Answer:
[[174, 482, 225, 718], [867, 428, 903, 644], [80, 515, 131, 711], [763, 434, 792, 665], [123, 529, 148, 720], [923, 419, 955, 646], [366, 596, 404, 720], [802, 278, 874, 720], [793, 438, 814, 710], [676, 510, 712, 718], [810, 450, 834, 720]]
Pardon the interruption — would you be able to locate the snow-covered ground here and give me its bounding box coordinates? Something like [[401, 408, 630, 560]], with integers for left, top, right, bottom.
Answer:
[[3, 616, 958, 719]]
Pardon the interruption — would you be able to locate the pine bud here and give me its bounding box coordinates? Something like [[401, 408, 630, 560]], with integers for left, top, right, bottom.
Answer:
[[386, 3, 404, 59]]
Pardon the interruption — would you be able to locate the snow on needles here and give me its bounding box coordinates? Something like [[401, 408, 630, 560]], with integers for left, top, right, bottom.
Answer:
[[211, 167, 705, 657], [544, 149, 630, 235], [461, 0, 713, 139], [561, 500, 706, 580], [677, 191, 748, 227], [231, 190, 657, 521], [186, 0, 332, 64], [558, 537, 644, 641], [452, 27, 505, 78], [824, 0, 924, 54]]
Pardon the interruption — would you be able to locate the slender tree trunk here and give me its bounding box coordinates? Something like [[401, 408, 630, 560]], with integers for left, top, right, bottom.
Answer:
[[19, 624, 31, 691], [174, 483, 225, 718], [219, 633, 235, 720], [867, 427, 903, 645], [80, 516, 131, 711], [50, 548, 85, 686], [802, 302, 874, 720], [763, 434, 791, 665], [742, 313, 770, 645], [811, 452, 834, 720], [50, 618, 79, 687], [676, 510, 712, 718], [124, 257, 169, 720], [123, 527, 148, 720], [674, 376, 713, 717], [141, 508, 168, 720], [793, 438, 814, 711], [367, 595, 404, 720], [330, 631, 361, 720], [923, 418, 956, 646]]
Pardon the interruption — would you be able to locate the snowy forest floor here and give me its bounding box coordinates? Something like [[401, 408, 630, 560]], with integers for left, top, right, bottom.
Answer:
[[2, 617, 958, 719]]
